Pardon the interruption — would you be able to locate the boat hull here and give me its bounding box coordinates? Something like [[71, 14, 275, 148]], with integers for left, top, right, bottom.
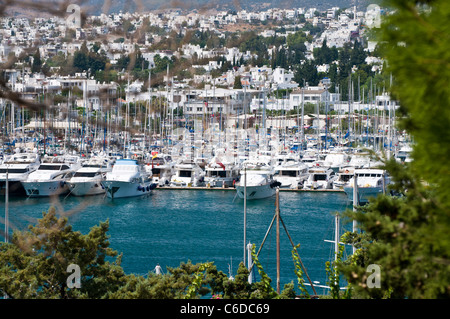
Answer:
[[102, 180, 154, 198], [22, 181, 70, 197], [0, 180, 27, 196], [235, 183, 276, 200], [170, 177, 205, 187], [69, 181, 106, 196], [205, 177, 235, 188], [303, 180, 333, 190], [344, 186, 383, 204]]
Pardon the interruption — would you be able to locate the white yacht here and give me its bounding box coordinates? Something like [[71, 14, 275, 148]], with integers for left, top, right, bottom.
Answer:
[[273, 155, 309, 189], [170, 158, 205, 187], [149, 153, 175, 187], [68, 156, 113, 196], [235, 155, 277, 200], [22, 155, 81, 197], [0, 151, 40, 196], [323, 152, 349, 172], [348, 153, 371, 168], [333, 166, 355, 190], [301, 152, 321, 168], [204, 156, 240, 188], [344, 169, 390, 204], [303, 166, 337, 190], [102, 159, 155, 199]]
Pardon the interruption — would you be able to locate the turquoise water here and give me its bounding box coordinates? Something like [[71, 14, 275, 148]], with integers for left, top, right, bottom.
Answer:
[[1, 189, 351, 295]]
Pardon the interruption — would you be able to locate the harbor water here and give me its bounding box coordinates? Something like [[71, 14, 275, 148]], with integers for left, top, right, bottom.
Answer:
[[1, 188, 351, 296]]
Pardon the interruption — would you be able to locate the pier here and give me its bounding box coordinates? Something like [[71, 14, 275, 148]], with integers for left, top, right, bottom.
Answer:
[[154, 186, 344, 192]]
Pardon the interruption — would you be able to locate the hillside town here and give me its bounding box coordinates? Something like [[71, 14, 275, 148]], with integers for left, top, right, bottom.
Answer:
[[0, 4, 394, 148]]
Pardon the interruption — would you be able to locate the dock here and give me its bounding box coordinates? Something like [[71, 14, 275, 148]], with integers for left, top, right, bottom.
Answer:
[[154, 186, 344, 192]]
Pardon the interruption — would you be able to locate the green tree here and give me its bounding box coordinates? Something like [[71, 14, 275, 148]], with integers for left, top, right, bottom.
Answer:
[[313, 39, 338, 65], [294, 60, 319, 86], [0, 208, 301, 299], [0, 208, 126, 298], [31, 49, 42, 73], [73, 50, 88, 72], [233, 75, 242, 89]]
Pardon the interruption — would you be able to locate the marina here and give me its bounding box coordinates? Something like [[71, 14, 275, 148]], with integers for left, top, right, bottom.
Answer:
[[0, 4, 413, 296], [1, 186, 352, 295], [0, 92, 408, 294]]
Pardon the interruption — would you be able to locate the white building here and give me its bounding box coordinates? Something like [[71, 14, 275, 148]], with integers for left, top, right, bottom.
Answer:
[[271, 67, 298, 90]]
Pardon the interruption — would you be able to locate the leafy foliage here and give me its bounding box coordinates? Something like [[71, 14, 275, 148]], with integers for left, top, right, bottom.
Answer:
[[291, 243, 310, 298], [336, 0, 450, 299], [0, 209, 301, 299], [0, 207, 125, 299]]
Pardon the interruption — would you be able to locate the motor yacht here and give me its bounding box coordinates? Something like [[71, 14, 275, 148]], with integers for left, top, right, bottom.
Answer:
[[22, 155, 81, 197], [102, 159, 155, 198], [303, 166, 337, 190], [170, 158, 205, 187], [344, 169, 390, 204], [235, 155, 278, 200], [0, 150, 40, 196], [273, 155, 309, 189], [68, 156, 113, 196]]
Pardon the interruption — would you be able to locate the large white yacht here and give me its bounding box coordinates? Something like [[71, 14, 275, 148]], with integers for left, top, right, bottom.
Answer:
[[303, 166, 337, 190], [21, 155, 81, 197], [235, 155, 278, 200], [170, 158, 205, 187], [273, 155, 309, 189], [204, 156, 240, 188], [344, 169, 390, 204], [0, 150, 40, 196], [102, 159, 155, 199], [333, 166, 355, 190], [68, 156, 113, 196], [149, 153, 175, 187], [322, 152, 349, 172]]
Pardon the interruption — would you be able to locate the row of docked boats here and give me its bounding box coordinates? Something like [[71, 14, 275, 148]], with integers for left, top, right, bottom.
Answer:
[[0, 143, 396, 203], [0, 149, 155, 199]]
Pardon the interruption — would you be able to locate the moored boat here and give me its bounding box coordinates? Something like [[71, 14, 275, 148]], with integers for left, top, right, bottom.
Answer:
[[68, 156, 113, 196], [0, 151, 40, 196], [235, 155, 278, 200], [21, 155, 81, 197], [344, 168, 390, 204], [102, 159, 155, 198]]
